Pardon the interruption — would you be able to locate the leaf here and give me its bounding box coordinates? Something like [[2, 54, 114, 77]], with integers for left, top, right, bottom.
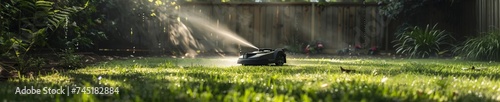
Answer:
[[18, 0, 36, 11], [34, 28, 47, 35], [44, 6, 84, 30], [47, 18, 58, 27], [35, 1, 54, 11], [84, 0, 90, 8], [20, 28, 34, 34], [59, 10, 71, 15], [35, 1, 54, 7]]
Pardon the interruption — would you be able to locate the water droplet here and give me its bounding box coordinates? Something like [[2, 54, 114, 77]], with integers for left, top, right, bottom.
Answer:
[[321, 84, 328, 88], [381, 76, 388, 83]]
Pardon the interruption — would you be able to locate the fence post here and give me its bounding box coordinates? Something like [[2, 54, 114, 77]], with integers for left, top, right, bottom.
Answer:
[[311, 2, 315, 41]]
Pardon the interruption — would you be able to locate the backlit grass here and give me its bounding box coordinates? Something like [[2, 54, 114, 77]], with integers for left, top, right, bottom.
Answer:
[[1, 57, 500, 101]]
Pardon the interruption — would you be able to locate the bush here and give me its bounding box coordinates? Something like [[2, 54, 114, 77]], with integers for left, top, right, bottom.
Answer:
[[284, 45, 302, 53], [1, 0, 88, 71], [58, 49, 83, 68], [393, 24, 452, 58], [454, 29, 500, 61], [24, 57, 46, 70]]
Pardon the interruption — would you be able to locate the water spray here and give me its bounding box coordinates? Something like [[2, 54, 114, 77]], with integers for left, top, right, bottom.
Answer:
[[177, 12, 259, 50]]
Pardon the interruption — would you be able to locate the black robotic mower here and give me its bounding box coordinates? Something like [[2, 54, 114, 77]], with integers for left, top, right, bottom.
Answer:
[[237, 48, 286, 66]]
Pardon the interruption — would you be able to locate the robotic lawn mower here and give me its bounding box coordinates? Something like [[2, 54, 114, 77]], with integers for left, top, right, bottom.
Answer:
[[237, 48, 286, 66]]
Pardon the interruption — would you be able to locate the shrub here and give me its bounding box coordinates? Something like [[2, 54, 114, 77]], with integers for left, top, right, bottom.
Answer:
[[24, 57, 46, 70], [284, 45, 302, 53], [58, 49, 83, 68], [1, 0, 86, 71], [454, 29, 500, 61], [393, 24, 452, 58]]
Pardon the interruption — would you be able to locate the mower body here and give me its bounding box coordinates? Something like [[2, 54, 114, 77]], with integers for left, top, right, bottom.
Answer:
[[237, 48, 286, 66]]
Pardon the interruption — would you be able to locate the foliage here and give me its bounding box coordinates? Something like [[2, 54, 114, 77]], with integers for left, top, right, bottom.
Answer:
[[377, 1, 399, 17], [0, 0, 87, 70], [283, 45, 302, 53], [378, 0, 458, 19], [58, 49, 83, 69], [73, 0, 180, 50], [284, 40, 324, 54], [1, 58, 500, 101], [393, 24, 452, 58], [47, 0, 107, 50], [454, 29, 500, 61], [24, 57, 47, 70]]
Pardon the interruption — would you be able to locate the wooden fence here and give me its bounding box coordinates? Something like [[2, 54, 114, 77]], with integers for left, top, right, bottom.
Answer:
[[178, 2, 388, 54], [477, 0, 500, 33], [91, 1, 498, 56]]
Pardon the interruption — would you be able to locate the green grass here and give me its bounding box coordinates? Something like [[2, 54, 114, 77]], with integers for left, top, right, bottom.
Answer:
[[1, 57, 500, 101]]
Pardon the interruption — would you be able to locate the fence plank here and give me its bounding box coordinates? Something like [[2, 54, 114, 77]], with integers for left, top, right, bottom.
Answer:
[[493, 0, 500, 29], [304, 5, 309, 41], [275, 6, 282, 46], [337, 7, 343, 49], [482, 0, 486, 32], [270, 6, 276, 47], [260, 6, 266, 47], [330, 7, 338, 50], [491, 0, 493, 29], [324, 6, 332, 50], [282, 6, 289, 44]]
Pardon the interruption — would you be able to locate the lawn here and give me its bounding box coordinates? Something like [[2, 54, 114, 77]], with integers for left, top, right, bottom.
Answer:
[[1, 57, 500, 101]]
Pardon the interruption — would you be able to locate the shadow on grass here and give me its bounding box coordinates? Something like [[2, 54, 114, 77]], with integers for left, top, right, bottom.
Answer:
[[394, 63, 500, 80], [2, 57, 499, 101], [1, 67, 497, 101], [310, 61, 500, 80]]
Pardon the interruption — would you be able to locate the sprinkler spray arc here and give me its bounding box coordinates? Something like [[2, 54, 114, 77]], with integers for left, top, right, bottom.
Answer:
[[176, 12, 259, 50]]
